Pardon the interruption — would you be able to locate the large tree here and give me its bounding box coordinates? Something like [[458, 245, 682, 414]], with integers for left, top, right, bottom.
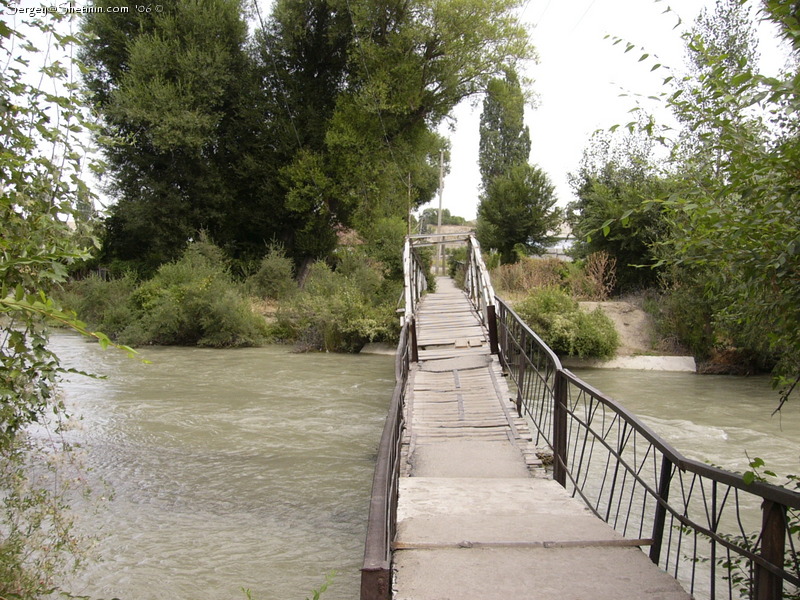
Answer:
[[269, 0, 534, 248], [476, 69, 560, 263], [478, 69, 531, 186], [476, 163, 560, 264], [82, 0, 273, 273]]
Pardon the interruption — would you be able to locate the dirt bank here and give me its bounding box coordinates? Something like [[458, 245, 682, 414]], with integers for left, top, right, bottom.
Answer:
[[579, 301, 654, 357]]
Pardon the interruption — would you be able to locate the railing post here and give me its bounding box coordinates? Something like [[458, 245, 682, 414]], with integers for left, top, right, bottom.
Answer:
[[487, 304, 499, 355], [515, 349, 526, 419], [360, 568, 391, 600], [755, 500, 786, 600], [552, 370, 568, 487], [649, 454, 673, 565], [409, 316, 419, 363]]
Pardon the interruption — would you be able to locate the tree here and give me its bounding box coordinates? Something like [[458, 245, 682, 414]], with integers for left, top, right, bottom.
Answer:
[[568, 129, 674, 291], [0, 5, 131, 594], [476, 163, 561, 264], [476, 68, 560, 263], [610, 0, 799, 405], [82, 0, 274, 273], [265, 0, 533, 252], [478, 68, 531, 186]]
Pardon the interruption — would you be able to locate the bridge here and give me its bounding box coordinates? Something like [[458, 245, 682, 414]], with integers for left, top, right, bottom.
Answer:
[[361, 233, 800, 600]]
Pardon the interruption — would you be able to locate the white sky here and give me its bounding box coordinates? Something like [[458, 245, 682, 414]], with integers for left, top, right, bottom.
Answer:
[[436, 0, 786, 221], [7, 0, 785, 222]]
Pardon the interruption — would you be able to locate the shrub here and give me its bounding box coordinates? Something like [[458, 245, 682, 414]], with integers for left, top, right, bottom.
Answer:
[[121, 240, 267, 347], [514, 287, 619, 359], [564, 251, 617, 301], [247, 244, 297, 300], [491, 256, 565, 296], [276, 260, 399, 352], [56, 272, 139, 338]]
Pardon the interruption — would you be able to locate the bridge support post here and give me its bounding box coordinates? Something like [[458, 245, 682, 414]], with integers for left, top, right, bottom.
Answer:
[[755, 499, 786, 600], [552, 372, 568, 487], [487, 304, 499, 355], [409, 316, 419, 363], [649, 455, 673, 565]]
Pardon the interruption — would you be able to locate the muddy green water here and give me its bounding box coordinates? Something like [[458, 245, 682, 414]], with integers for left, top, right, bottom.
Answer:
[[51, 333, 394, 600], [50, 331, 800, 599], [571, 368, 800, 479]]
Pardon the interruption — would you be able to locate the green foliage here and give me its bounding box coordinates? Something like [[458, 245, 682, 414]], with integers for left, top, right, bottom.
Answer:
[[276, 256, 400, 353], [247, 244, 297, 301], [479, 68, 531, 185], [633, 1, 800, 399], [0, 5, 122, 595], [514, 287, 619, 359], [568, 129, 672, 292], [476, 163, 562, 264], [120, 240, 267, 347], [57, 273, 139, 339], [83, 0, 282, 272]]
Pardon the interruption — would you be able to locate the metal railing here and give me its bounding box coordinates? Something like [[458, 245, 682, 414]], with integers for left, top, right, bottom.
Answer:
[[464, 235, 499, 354], [361, 236, 429, 600], [495, 297, 800, 600], [360, 321, 412, 600]]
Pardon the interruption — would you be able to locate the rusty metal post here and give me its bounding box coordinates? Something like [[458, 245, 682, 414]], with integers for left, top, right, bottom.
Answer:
[[552, 371, 568, 487], [361, 567, 391, 600], [409, 316, 419, 363], [487, 304, 499, 355], [755, 500, 786, 600], [649, 454, 673, 565]]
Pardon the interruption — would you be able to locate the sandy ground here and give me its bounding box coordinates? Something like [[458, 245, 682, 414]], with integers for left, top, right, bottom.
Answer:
[[579, 301, 654, 357]]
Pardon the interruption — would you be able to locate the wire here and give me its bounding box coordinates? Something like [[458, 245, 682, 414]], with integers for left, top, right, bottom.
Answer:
[[343, 0, 417, 193], [570, 0, 598, 34], [251, 0, 303, 149]]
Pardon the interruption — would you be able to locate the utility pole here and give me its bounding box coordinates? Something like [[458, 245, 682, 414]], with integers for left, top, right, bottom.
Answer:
[[407, 173, 412, 237], [437, 149, 444, 275]]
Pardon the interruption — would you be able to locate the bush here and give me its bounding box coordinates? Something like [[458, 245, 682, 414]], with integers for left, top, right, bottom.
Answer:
[[56, 272, 139, 338], [247, 244, 297, 300], [491, 256, 564, 295], [121, 240, 267, 347], [514, 287, 619, 359], [276, 260, 399, 352]]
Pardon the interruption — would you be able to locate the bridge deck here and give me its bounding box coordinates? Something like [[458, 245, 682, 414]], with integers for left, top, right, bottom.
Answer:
[[393, 278, 690, 599]]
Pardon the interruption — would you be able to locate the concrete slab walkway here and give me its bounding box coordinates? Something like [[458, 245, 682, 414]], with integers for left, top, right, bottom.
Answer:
[[393, 278, 690, 599]]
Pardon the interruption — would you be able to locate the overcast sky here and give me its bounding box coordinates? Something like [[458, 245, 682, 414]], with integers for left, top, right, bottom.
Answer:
[[8, 0, 784, 222], [436, 0, 786, 221]]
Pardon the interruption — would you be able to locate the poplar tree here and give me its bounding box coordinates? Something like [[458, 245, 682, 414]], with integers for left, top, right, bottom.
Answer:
[[478, 69, 531, 186], [476, 69, 561, 263]]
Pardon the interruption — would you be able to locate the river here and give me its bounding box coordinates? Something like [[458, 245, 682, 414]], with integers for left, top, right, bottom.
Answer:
[[50, 332, 800, 599], [571, 368, 800, 480], [51, 333, 395, 600]]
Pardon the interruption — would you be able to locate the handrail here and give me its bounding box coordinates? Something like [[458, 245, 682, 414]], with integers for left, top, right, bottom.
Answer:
[[495, 296, 800, 600], [401, 237, 428, 325], [464, 234, 499, 353], [360, 322, 412, 600]]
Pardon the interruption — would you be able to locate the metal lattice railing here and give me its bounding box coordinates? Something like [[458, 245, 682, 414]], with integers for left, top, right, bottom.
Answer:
[[495, 297, 800, 600]]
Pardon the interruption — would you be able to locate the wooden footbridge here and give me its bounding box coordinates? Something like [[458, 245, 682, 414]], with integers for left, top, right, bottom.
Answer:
[[361, 233, 800, 600]]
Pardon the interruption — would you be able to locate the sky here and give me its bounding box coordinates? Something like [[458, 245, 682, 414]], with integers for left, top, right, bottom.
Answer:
[[6, 0, 784, 221], [435, 0, 786, 221]]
